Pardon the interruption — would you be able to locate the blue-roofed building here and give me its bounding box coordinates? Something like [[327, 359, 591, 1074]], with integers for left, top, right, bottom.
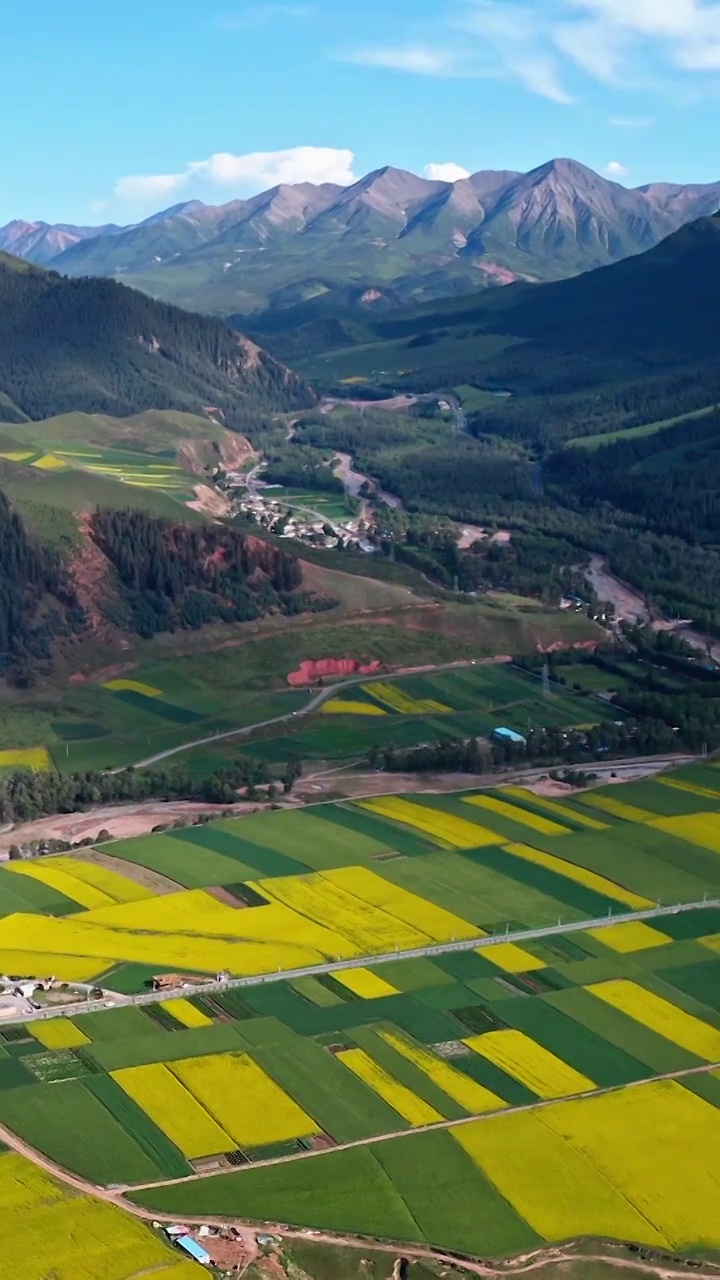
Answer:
[[175, 1236, 211, 1266], [491, 726, 527, 746]]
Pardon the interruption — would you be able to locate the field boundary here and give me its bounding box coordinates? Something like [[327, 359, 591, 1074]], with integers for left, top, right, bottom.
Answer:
[[16, 897, 719, 1029], [104, 1058, 720, 1191]]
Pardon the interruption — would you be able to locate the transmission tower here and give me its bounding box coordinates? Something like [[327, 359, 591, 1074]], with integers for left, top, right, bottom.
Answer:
[[542, 662, 551, 698]]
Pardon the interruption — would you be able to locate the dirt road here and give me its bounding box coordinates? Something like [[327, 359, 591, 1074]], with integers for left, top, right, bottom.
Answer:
[[0, 1069, 719, 1280]]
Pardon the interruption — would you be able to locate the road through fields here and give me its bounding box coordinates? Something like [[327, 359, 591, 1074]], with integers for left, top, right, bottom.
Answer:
[[18, 896, 719, 1028]]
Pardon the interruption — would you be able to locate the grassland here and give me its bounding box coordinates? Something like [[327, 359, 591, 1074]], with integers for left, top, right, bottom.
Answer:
[[567, 404, 719, 450], [296, 331, 518, 387], [0, 408, 243, 539]]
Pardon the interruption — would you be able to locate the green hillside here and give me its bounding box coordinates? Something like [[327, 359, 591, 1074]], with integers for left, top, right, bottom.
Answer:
[[0, 252, 314, 428]]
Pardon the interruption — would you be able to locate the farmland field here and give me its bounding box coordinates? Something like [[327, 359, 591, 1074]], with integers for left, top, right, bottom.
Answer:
[[0, 896, 716, 1204], [0, 1150, 199, 1280], [0, 766, 717, 984], [131, 1078, 720, 1254], [0, 646, 605, 776], [0, 767, 716, 1259]]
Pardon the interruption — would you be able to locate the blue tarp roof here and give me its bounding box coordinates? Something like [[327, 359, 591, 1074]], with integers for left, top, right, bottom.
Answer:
[[176, 1236, 210, 1265]]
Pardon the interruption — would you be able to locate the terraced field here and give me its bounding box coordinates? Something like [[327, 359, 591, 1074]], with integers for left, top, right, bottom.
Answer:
[[0, 661, 604, 777], [0, 767, 716, 1258]]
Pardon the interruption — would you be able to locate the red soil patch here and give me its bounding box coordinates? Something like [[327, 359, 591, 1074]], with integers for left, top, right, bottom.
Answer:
[[287, 657, 383, 686]]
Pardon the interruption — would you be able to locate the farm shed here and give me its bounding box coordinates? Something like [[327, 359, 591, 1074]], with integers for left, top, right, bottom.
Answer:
[[491, 726, 527, 746], [175, 1235, 211, 1265]]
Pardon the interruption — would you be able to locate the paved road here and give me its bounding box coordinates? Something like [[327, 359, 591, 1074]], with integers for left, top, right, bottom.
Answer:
[[126, 655, 510, 769], [20, 897, 718, 1028]]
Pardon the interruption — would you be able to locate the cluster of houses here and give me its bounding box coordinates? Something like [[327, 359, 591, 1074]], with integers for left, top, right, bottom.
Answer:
[[215, 468, 376, 554]]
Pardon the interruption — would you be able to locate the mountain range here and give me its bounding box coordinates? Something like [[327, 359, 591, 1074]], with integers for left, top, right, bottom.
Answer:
[[3, 160, 719, 318]]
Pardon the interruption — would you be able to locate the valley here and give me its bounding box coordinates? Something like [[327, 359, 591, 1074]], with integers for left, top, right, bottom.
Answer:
[[2, 140, 720, 1280]]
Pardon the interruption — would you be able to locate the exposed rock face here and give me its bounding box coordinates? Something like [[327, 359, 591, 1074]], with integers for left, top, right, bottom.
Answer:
[[287, 657, 383, 686]]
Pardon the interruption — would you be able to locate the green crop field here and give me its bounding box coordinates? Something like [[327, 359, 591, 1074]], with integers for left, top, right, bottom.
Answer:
[[1, 766, 717, 983], [0, 768, 716, 1259], [0, 874, 715, 1256]]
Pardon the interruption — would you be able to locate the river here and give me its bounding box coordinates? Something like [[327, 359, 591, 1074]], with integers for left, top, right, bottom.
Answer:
[[585, 555, 720, 661], [332, 451, 404, 512]]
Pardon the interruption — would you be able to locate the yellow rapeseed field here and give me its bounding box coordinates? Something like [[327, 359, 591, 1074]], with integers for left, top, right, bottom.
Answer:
[[323, 865, 478, 943], [0, 887, 359, 977], [337, 1048, 443, 1125], [481, 941, 546, 972], [656, 776, 720, 800], [30, 1019, 90, 1050], [361, 681, 450, 714], [503, 787, 608, 829], [587, 979, 720, 1060], [253, 871, 430, 954], [463, 794, 569, 836], [451, 1109, 667, 1246], [646, 812, 720, 853], [36, 856, 152, 905], [379, 1030, 504, 1114], [541, 1079, 720, 1248], [113, 1063, 232, 1158], [161, 997, 213, 1028], [320, 699, 387, 716], [31, 454, 66, 470], [333, 967, 399, 998], [702, 934, 720, 955], [4, 861, 115, 910], [170, 1052, 320, 1148], [587, 921, 671, 953], [356, 796, 499, 848], [577, 794, 656, 822], [0, 948, 108, 982], [0, 1150, 198, 1280], [0, 746, 51, 772], [0, 450, 34, 462], [465, 1029, 595, 1098], [502, 842, 653, 910], [104, 678, 163, 697]]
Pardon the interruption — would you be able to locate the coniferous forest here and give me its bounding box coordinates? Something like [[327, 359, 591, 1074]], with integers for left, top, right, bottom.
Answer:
[[0, 253, 315, 426], [91, 509, 325, 638]]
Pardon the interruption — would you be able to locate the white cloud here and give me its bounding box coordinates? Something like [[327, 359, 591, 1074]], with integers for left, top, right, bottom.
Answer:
[[451, 1, 574, 101], [113, 146, 357, 206], [558, 0, 720, 83], [509, 54, 573, 102], [342, 0, 720, 107], [604, 160, 629, 175], [609, 115, 655, 128], [335, 45, 468, 76], [423, 162, 471, 181]]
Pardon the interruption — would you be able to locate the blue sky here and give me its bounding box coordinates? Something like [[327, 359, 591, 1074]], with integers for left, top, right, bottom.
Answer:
[[3, 0, 720, 225]]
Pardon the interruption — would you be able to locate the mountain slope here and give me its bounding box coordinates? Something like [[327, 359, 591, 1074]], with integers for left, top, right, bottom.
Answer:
[[290, 215, 720, 445], [5, 160, 714, 317], [0, 252, 314, 425]]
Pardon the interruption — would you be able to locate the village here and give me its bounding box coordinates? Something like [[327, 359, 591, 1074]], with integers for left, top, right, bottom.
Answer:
[[213, 463, 378, 555]]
